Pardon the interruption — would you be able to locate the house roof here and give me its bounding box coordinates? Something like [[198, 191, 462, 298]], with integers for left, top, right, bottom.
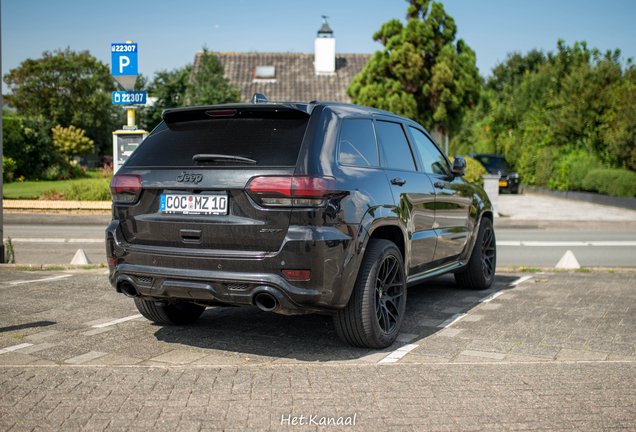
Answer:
[[193, 51, 372, 103]]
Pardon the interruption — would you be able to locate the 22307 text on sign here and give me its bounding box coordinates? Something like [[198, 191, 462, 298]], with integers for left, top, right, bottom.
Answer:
[[111, 44, 137, 52], [112, 91, 147, 105]]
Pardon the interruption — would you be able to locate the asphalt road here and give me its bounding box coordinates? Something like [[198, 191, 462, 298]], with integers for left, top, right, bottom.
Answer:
[[496, 229, 636, 268], [2, 214, 636, 267]]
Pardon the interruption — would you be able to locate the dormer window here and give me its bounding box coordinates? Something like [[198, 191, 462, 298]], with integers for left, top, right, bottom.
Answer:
[[254, 66, 276, 82]]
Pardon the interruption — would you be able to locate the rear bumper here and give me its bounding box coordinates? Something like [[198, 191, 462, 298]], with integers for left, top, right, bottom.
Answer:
[[105, 220, 361, 314]]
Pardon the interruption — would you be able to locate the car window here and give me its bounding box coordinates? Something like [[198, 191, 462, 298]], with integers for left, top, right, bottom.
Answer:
[[477, 155, 512, 171], [375, 121, 416, 171], [338, 119, 379, 167], [125, 111, 309, 167], [408, 127, 450, 175]]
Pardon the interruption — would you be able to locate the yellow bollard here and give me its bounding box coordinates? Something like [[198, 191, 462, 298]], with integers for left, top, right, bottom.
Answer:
[[127, 108, 135, 127]]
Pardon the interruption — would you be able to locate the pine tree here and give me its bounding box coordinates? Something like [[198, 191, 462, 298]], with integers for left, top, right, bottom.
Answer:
[[347, 0, 481, 139]]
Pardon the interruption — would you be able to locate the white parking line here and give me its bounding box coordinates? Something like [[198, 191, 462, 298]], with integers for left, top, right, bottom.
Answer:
[[3, 238, 66, 243], [65, 351, 108, 365], [498, 241, 636, 247], [4, 274, 74, 285], [0, 343, 33, 355], [3, 238, 103, 243], [437, 313, 467, 328], [378, 344, 419, 364], [509, 275, 534, 286], [480, 291, 503, 303], [92, 314, 143, 328]]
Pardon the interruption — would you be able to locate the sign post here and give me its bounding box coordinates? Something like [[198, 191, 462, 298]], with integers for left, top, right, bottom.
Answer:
[[111, 40, 148, 172]]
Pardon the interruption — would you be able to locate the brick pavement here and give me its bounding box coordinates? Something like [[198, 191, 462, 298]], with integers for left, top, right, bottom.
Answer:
[[0, 269, 635, 430], [0, 362, 634, 431]]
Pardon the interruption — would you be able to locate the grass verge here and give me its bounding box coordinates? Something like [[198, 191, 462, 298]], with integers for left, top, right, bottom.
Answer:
[[3, 178, 110, 200]]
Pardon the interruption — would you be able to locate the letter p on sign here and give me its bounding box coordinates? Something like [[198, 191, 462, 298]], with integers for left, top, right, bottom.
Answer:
[[119, 56, 130, 73]]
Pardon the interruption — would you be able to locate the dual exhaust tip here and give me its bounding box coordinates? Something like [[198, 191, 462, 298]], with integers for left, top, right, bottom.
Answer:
[[118, 279, 284, 313]]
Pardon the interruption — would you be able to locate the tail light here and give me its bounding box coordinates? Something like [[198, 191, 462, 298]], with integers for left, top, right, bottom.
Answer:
[[110, 175, 142, 204], [245, 175, 336, 207]]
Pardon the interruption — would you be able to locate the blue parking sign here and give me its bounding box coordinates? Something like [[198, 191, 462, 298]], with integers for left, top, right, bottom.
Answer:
[[111, 43, 138, 76]]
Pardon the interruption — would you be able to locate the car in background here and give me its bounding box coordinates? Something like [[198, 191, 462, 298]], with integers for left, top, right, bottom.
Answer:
[[470, 153, 520, 194], [106, 94, 496, 349]]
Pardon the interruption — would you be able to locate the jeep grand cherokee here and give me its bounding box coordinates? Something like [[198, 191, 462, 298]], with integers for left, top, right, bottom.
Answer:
[[106, 94, 496, 348]]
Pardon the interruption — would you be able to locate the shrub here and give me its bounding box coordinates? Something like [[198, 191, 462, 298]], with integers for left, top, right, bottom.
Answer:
[[3, 156, 17, 182], [66, 179, 111, 201], [551, 150, 603, 191], [41, 159, 87, 181], [51, 125, 95, 158], [581, 168, 636, 197], [2, 115, 58, 180], [535, 147, 554, 188], [462, 156, 487, 187], [39, 190, 67, 200]]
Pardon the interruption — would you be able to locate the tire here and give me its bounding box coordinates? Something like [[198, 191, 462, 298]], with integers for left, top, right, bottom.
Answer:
[[134, 298, 205, 325], [455, 217, 496, 290], [334, 239, 407, 348]]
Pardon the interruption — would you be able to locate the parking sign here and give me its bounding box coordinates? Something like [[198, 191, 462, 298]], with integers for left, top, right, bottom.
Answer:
[[111, 43, 138, 76]]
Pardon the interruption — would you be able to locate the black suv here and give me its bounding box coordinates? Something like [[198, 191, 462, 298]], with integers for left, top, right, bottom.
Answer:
[[107, 94, 496, 348], [471, 153, 520, 194]]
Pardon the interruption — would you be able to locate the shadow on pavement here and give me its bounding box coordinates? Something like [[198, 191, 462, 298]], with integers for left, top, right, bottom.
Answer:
[[0, 321, 57, 333], [151, 274, 520, 362]]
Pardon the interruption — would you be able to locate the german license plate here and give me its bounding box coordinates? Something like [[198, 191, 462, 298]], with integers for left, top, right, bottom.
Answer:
[[160, 194, 228, 215], [498, 181, 508, 187]]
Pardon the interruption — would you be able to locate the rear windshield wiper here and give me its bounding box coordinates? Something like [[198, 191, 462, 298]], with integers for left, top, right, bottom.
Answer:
[[192, 154, 257, 165]]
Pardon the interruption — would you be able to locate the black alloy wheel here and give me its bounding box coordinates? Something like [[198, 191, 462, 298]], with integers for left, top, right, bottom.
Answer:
[[455, 217, 496, 290], [334, 239, 407, 348], [375, 254, 405, 334], [481, 223, 496, 281]]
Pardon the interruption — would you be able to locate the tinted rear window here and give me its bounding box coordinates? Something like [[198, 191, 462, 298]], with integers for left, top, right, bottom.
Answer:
[[125, 111, 309, 167], [375, 121, 416, 171], [338, 119, 379, 167]]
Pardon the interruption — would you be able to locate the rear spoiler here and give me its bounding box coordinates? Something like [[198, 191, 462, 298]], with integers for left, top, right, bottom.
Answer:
[[162, 94, 315, 123]]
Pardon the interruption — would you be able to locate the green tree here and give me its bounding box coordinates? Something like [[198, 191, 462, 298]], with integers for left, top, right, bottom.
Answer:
[[3, 48, 116, 154], [2, 115, 58, 179], [186, 47, 241, 106], [145, 66, 192, 130], [455, 39, 636, 195], [51, 125, 95, 158], [347, 0, 481, 139]]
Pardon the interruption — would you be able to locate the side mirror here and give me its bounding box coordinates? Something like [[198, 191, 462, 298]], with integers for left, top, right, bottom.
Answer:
[[451, 155, 466, 177]]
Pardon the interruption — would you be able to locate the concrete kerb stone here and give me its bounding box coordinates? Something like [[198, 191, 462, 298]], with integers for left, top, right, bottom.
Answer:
[[0, 263, 107, 270], [2, 200, 111, 215], [1, 263, 633, 273]]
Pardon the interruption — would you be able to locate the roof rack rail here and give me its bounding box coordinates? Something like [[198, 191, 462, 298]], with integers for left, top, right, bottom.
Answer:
[[250, 93, 269, 104]]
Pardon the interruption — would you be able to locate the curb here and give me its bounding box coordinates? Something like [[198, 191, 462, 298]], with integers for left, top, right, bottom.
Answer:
[[521, 185, 636, 211], [496, 266, 635, 273], [0, 263, 107, 270], [1, 263, 633, 273], [2, 200, 111, 214]]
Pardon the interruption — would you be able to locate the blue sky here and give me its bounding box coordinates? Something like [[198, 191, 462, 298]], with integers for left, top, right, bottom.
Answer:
[[2, 0, 636, 93]]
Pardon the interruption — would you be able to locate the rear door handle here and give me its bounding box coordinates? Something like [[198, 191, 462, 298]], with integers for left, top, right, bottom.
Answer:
[[434, 182, 445, 189], [391, 178, 406, 186]]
